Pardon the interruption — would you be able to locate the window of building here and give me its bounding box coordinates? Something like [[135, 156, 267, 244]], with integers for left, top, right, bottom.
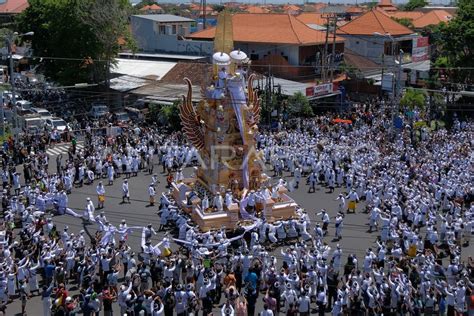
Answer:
[[159, 25, 166, 35], [250, 53, 259, 61], [172, 25, 177, 35]]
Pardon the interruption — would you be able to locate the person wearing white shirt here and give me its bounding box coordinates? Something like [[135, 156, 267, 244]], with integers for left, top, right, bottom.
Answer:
[[148, 184, 156, 206], [298, 293, 311, 316], [260, 304, 274, 316], [122, 179, 130, 204], [96, 182, 105, 209]]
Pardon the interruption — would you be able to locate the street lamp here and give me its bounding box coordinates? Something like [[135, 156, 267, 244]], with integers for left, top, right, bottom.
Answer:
[[5, 31, 34, 137]]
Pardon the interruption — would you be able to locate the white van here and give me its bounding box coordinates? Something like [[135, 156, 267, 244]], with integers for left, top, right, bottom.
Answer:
[[30, 107, 52, 120], [16, 100, 33, 111]]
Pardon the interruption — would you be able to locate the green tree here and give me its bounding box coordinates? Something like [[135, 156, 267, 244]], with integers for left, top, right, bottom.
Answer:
[[212, 5, 225, 12], [400, 88, 426, 110], [391, 17, 414, 28], [135, 0, 158, 10], [288, 92, 313, 117], [403, 0, 428, 11], [79, 0, 131, 89], [149, 101, 181, 131], [433, 0, 474, 83], [17, 0, 132, 85]]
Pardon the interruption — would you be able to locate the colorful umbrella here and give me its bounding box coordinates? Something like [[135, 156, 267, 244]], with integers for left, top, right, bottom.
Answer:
[[332, 118, 353, 124]]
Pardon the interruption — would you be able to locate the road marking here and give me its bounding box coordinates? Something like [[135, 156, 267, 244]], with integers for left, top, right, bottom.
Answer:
[[46, 142, 84, 156]]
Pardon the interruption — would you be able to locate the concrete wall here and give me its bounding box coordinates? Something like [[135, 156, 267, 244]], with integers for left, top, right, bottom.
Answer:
[[131, 16, 200, 53], [131, 16, 158, 51], [341, 35, 386, 65], [341, 34, 418, 67]]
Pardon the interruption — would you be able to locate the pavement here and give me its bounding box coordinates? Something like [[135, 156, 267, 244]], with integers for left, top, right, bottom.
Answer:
[[6, 147, 473, 315]]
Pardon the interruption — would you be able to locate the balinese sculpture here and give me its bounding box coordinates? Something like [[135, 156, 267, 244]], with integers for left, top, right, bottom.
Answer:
[[174, 12, 296, 230]]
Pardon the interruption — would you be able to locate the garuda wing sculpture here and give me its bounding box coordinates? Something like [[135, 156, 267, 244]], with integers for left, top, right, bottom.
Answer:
[[180, 78, 205, 151], [247, 74, 260, 126]]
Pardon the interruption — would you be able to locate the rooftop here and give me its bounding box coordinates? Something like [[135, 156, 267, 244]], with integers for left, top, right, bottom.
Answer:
[[377, 0, 398, 11], [139, 4, 163, 11], [118, 52, 206, 61], [160, 62, 212, 87], [389, 11, 424, 20], [344, 48, 381, 76], [111, 58, 176, 80], [295, 13, 325, 26], [337, 9, 413, 36], [132, 14, 195, 23], [245, 6, 270, 14], [0, 0, 28, 14], [188, 13, 344, 45], [412, 10, 453, 28]]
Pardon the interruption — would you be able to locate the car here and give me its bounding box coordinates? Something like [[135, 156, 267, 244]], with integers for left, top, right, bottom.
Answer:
[[15, 100, 33, 111], [114, 111, 130, 124], [44, 117, 70, 132], [89, 104, 109, 119], [30, 107, 53, 120], [2, 91, 21, 103]]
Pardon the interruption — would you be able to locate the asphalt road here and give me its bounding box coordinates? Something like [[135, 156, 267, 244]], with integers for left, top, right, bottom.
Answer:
[[7, 152, 473, 315]]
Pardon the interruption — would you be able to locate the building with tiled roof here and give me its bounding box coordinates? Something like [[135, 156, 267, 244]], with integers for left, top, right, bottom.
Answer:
[[139, 4, 164, 14], [338, 9, 413, 36], [283, 4, 302, 15], [245, 6, 270, 14], [412, 10, 452, 29], [0, 0, 29, 14], [346, 6, 365, 14], [311, 3, 328, 12], [189, 13, 344, 45], [189, 3, 214, 13], [337, 9, 417, 67], [188, 13, 345, 81], [377, 0, 398, 12], [295, 13, 325, 26], [389, 11, 424, 21]]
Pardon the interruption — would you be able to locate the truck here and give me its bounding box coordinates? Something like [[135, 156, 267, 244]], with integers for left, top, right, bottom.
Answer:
[[19, 114, 44, 134]]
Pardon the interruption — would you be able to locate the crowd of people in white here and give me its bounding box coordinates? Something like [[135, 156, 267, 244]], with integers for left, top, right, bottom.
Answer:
[[0, 105, 472, 316]]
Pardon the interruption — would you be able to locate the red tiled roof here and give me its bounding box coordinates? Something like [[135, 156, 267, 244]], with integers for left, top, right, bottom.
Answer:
[[379, 0, 394, 5], [295, 13, 325, 25], [389, 11, 424, 20], [346, 6, 365, 14], [412, 10, 452, 28], [140, 5, 150, 11], [189, 3, 213, 12], [0, 0, 29, 14], [149, 4, 162, 10], [377, 0, 398, 12], [161, 62, 212, 86], [245, 6, 269, 14], [188, 13, 344, 45], [337, 9, 413, 36], [284, 4, 301, 12]]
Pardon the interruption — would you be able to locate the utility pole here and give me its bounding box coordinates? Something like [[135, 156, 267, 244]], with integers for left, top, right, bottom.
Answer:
[[380, 53, 385, 99], [321, 14, 332, 82], [329, 14, 338, 82], [202, 0, 207, 30], [266, 64, 272, 124], [4, 31, 33, 138]]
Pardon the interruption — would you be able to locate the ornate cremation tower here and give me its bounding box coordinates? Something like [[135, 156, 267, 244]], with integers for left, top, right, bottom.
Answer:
[[173, 12, 297, 230]]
